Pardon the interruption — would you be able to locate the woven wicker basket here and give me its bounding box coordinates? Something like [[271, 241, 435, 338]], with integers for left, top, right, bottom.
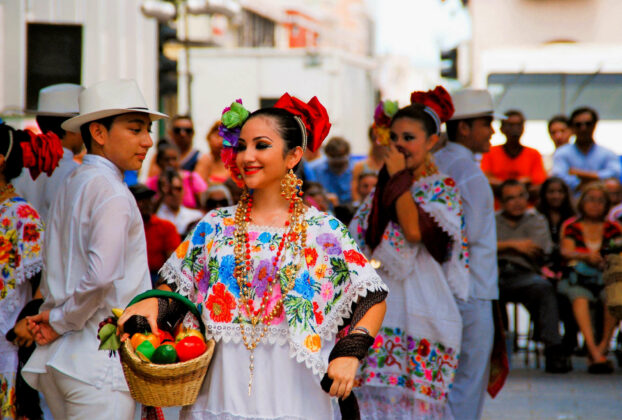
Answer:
[[119, 290, 214, 407], [120, 338, 215, 406]]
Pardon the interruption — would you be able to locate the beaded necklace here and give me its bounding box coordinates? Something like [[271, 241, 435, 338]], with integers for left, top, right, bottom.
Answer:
[[233, 187, 308, 395]]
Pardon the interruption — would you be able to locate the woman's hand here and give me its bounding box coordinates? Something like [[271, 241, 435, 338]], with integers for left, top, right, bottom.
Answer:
[[116, 297, 159, 342], [585, 251, 604, 267], [382, 144, 406, 177], [326, 356, 360, 400], [13, 318, 34, 347]]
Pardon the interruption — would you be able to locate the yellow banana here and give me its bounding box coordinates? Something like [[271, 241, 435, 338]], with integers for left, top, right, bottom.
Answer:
[[111, 308, 124, 318]]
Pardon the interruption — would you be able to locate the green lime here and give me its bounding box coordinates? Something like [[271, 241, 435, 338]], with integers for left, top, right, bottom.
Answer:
[[135, 340, 156, 362], [151, 344, 178, 364]]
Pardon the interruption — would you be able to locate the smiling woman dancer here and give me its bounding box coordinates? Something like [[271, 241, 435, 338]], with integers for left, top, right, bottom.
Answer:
[[120, 94, 387, 420], [349, 87, 469, 419]]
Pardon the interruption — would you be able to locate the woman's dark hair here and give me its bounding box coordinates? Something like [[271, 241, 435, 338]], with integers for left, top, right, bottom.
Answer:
[[79, 115, 116, 152], [244, 108, 304, 152], [36, 115, 67, 139], [391, 104, 438, 137], [536, 177, 575, 220], [0, 124, 26, 181], [243, 108, 305, 169]]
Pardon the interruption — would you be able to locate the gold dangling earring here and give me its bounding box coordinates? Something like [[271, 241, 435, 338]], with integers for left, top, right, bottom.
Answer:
[[281, 169, 302, 201]]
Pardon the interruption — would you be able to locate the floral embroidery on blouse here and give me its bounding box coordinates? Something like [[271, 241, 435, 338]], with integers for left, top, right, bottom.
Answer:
[[161, 205, 387, 376], [0, 198, 44, 301], [357, 327, 458, 403], [351, 173, 469, 300]]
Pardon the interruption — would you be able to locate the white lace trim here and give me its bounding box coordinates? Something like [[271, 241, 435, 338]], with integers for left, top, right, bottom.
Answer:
[[21, 260, 43, 283], [160, 262, 195, 301]]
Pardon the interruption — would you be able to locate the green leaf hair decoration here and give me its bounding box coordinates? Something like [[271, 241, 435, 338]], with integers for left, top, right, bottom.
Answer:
[[383, 100, 399, 118], [222, 102, 250, 129]]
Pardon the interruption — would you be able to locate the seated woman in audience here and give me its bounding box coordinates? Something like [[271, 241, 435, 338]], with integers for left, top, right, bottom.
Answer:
[[559, 182, 622, 373], [536, 176, 578, 353], [146, 143, 208, 209]]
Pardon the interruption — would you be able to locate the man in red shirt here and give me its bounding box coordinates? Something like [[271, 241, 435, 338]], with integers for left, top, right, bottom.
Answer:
[[129, 183, 181, 285], [481, 110, 547, 202]]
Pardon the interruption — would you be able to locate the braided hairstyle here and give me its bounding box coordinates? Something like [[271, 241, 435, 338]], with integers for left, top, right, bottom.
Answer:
[[0, 123, 27, 181]]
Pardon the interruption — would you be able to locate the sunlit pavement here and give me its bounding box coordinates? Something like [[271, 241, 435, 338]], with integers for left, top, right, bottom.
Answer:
[[482, 354, 622, 420], [133, 353, 622, 420]]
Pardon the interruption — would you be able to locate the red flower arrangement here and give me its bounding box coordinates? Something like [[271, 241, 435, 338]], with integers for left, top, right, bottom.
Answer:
[[410, 86, 455, 124], [274, 93, 331, 153], [21, 130, 64, 180]]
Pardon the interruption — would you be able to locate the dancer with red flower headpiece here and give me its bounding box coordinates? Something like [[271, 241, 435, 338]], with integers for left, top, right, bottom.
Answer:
[[0, 123, 61, 420], [120, 93, 387, 419], [349, 86, 469, 419]]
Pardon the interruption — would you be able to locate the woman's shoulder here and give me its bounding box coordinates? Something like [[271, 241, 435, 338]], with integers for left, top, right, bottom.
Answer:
[[412, 172, 460, 204], [1, 197, 41, 221]]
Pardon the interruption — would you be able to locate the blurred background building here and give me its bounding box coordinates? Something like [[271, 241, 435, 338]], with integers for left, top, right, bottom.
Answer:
[[2, 0, 622, 160]]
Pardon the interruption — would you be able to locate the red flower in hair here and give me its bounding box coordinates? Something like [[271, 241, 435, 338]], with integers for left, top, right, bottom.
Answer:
[[410, 86, 455, 123], [20, 130, 63, 180], [274, 93, 331, 153]]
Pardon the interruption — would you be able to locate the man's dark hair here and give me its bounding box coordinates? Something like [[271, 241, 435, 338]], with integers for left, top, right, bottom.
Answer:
[[569, 107, 599, 125], [498, 178, 527, 201], [79, 115, 116, 152], [547, 114, 569, 131], [36, 115, 67, 139], [324, 136, 351, 157], [503, 109, 525, 122], [446, 118, 473, 142], [171, 114, 193, 126]]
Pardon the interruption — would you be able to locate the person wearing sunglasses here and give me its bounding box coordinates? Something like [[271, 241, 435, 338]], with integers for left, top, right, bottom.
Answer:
[[169, 114, 203, 172], [552, 107, 621, 195]]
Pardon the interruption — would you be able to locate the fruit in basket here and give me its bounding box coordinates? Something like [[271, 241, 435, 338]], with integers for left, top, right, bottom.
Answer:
[[157, 328, 175, 344], [174, 326, 205, 343], [135, 340, 156, 362], [111, 307, 124, 318], [130, 332, 160, 351], [176, 336, 207, 362], [151, 343, 178, 364]]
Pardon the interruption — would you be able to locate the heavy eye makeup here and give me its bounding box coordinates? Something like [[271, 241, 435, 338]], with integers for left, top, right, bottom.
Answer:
[[390, 131, 415, 143], [236, 138, 273, 151]]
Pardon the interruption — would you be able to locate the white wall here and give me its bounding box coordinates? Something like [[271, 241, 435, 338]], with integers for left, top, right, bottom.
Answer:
[[469, 0, 622, 87], [187, 47, 376, 155], [0, 0, 158, 117]]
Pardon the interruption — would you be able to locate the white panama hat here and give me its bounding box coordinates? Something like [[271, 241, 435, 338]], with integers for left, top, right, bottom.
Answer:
[[449, 89, 506, 121], [61, 79, 168, 132], [26, 83, 84, 117]]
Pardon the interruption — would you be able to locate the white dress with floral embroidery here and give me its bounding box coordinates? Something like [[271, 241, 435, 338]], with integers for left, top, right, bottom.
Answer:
[[349, 172, 469, 420], [161, 205, 387, 420], [0, 198, 44, 420]]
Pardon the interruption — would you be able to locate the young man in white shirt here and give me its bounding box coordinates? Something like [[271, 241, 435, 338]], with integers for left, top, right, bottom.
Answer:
[[434, 89, 500, 420], [23, 79, 167, 420], [14, 84, 84, 222]]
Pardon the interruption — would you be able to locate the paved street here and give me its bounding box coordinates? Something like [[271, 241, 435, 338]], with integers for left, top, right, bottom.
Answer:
[[482, 354, 622, 420]]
